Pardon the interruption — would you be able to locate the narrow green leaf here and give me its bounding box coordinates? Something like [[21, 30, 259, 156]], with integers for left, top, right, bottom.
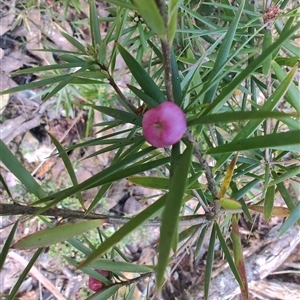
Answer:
[[49, 134, 84, 208], [84, 141, 136, 159], [215, 222, 243, 287], [220, 0, 235, 17], [275, 56, 299, 68], [194, 225, 208, 259], [204, 224, 216, 300], [207, 130, 300, 154], [115, 134, 146, 161], [73, 71, 108, 80], [89, 0, 102, 47], [85, 183, 112, 216], [11, 62, 86, 75], [128, 176, 206, 190], [264, 185, 275, 221], [218, 198, 242, 210], [91, 105, 142, 126], [58, 54, 87, 63], [133, 0, 166, 37], [30, 48, 84, 54], [107, 7, 128, 74], [203, 0, 245, 103], [168, 0, 182, 43], [0, 220, 19, 271], [188, 111, 299, 127], [64, 256, 111, 285], [136, 24, 146, 54], [180, 5, 219, 31], [78, 195, 168, 269], [231, 214, 248, 299], [117, 43, 165, 104], [66, 132, 135, 150], [232, 178, 260, 198], [60, 31, 87, 54], [32, 147, 159, 208], [102, 0, 136, 10], [171, 221, 179, 253], [182, 48, 204, 100], [269, 166, 300, 187], [7, 248, 43, 300], [213, 65, 298, 170], [272, 172, 298, 221], [178, 225, 198, 243], [42, 74, 74, 101], [13, 220, 104, 249], [127, 85, 158, 108], [85, 157, 170, 190], [171, 48, 183, 105], [69, 77, 105, 84], [0, 74, 71, 96], [98, 40, 107, 65], [156, 143, 193, 289], [262, 29, 272, 75], [147, 40, 163, 60], [86, 284, 121, 300], [279, 202, 300, 236], [204, 24, 299, 115], [240, 197, 253, 223], [90, 259, 154, 273], [67, 237, 92, 256], [0, 172, 14, 200], [125, 283, 136, 300], [0, 140, 46, 199], [272, 61, 300, 112]]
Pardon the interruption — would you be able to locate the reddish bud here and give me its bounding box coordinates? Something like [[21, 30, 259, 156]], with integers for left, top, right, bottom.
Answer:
[[142, 102, 187, 148], [88, 270, 110, 292]]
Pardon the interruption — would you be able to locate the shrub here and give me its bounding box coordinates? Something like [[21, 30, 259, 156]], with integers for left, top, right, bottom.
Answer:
[[0, 0, 299, 299]]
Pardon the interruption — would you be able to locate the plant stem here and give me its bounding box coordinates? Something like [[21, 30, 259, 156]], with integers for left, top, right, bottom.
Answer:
[[161, 39, 173, 101], [116, 271, 153, 287], [156, 0, 173, 101], [0, 203, 215, 227], [107, 74, 137, 113], [185, 131, 220, 209], [101, 64, 136, 112]]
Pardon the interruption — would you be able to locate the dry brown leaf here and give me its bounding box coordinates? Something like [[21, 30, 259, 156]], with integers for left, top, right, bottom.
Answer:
[[0, 0, 16, 35], [0, 94, 10, 112], [42, 18, 75, 51], [19, 291, 37, 300], [22, 10, 52, 64], [248, 205, 290, 217]]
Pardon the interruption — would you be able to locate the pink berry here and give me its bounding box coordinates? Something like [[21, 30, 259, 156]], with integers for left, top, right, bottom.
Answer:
[[142, 102, 187, 148], [88, 270, 109, 292]]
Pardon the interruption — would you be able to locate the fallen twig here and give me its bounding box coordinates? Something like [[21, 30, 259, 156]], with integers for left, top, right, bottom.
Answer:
[[178, 225, 300, 300], [8, 251, 66, 300]]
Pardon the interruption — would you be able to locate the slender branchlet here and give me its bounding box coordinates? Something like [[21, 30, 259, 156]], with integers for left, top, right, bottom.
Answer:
[[105, 71, 137, 113], [185, 131, 220, 212], [115, 271, 153, 287], [156, 0, 173, 102], [161, 39, 173, 102], [156, 0, 219, 212], [0, 203, 216, 227]]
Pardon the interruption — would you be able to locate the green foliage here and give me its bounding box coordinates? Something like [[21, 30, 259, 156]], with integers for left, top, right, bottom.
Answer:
[[0, 0, 299, 299], [13, 220, 104, 249], [156, 143, 193, 288]]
